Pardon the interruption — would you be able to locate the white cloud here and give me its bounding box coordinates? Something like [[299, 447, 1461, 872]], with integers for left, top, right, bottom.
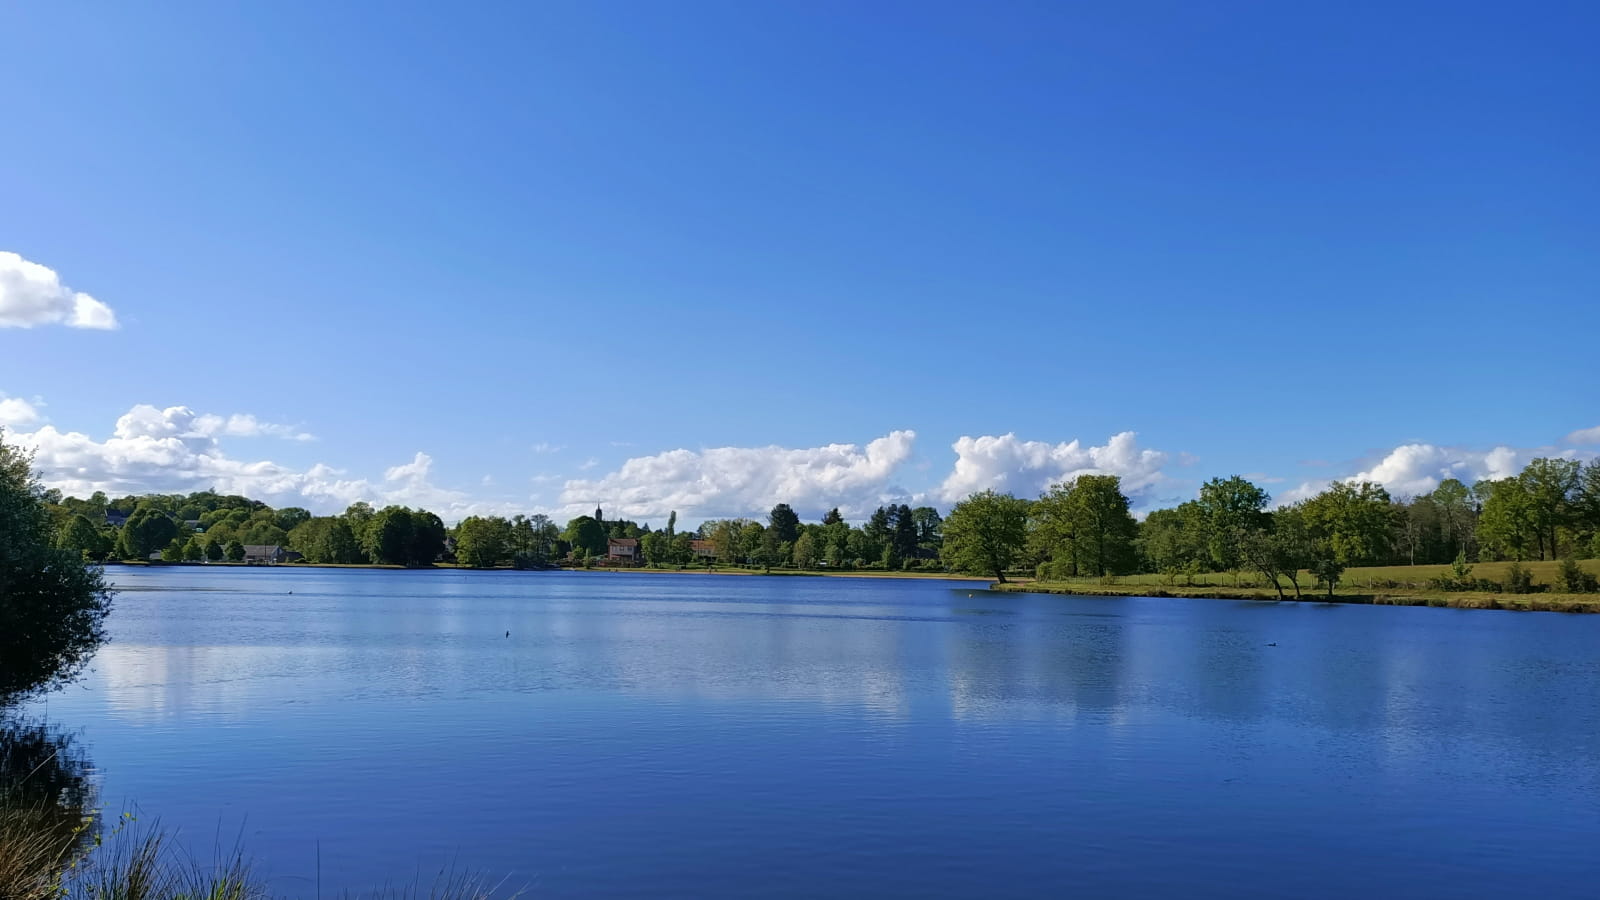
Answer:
[[559, 431, 917, 521], [0, 395, 42, 427], [1277, 441, 1585, 504], [0, 252, 119, 330], [193, 412, 315, 441], [6, 399, 516, 520], [936, 431, 1173, 505], [530, 442, 564, 454], [1567, 425, 1600, 445]]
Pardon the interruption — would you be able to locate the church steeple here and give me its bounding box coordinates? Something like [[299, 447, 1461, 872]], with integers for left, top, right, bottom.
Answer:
[[595, 505, 603, 525]]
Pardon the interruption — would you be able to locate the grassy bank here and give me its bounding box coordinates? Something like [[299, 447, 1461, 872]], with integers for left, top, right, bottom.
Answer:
[[993, 559, 1600, 612]]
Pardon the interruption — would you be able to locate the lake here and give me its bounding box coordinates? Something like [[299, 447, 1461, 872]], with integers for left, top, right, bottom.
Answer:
[[21, 566, 1600, 898]]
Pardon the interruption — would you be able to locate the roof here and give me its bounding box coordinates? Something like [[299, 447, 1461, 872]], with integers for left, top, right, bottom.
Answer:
[[242, 544, 283, 555], [608, 538, 639, 548], [691, 539, 715, 550]]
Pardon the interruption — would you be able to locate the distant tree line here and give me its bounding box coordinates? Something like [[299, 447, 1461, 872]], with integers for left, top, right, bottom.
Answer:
[[39, 458, 1600, 584], [938, 457, 1600, 596], [44, 490, 455, 567]]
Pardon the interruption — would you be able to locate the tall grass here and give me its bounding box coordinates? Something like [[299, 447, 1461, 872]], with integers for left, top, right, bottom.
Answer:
[[0, 794, 516, 900], [0, 800, 82, 900]]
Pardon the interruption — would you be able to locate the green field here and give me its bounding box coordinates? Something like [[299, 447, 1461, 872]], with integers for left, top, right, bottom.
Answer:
[[996, 559, 1600, 612]]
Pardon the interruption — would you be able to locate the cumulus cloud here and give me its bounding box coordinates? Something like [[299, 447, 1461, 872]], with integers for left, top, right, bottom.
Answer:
[[559, 431, 917, 521], [0, 395, 42, 427], [1567, 425, 1600, 445], [936, 431, 1173, 505], [193, 413, 315, 441], [7, 399, 514, 519], [0, 252, 119, 330], [1277, 441, 1587, 504]]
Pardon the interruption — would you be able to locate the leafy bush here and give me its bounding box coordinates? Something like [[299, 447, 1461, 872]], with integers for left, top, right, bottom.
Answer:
[[1555, 557, 1600, 593], [1504, 562, 1541, 594]]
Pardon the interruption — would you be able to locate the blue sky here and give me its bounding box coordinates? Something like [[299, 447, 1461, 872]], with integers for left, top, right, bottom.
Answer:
[[2, 1, 1596, 523]]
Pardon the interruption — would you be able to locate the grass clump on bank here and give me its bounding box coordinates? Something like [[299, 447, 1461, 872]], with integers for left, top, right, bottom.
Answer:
[[0, 812, 516, 900]]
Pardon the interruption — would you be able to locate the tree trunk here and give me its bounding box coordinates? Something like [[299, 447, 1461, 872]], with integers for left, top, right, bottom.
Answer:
[[1286, 573, 1302, 599]]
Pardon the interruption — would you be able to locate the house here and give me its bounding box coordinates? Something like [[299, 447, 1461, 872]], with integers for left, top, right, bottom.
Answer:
[[184, 519, 204, 532], [691, 539, 716, 561], [105, 510, 131, 528], [606, 537, 640, 563], [243, 544, 302, 565]]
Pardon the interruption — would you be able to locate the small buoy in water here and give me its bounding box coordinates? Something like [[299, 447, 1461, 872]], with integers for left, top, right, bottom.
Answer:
[[505, 630, 510, 638], [968, 593, 973, 598], [1266, 642, 1277, 647]]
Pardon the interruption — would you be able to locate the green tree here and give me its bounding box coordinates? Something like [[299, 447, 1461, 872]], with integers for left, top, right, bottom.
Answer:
[[0, 430, 114, 704], [1576, 461, 1600, 551], [910, 506, 943, 557], [455, 516, 511, 568], [204, 538, 225, 561], [119, 507, 178, 560], [1431, 478, 1475, 561], [1195, 476, 1271, 576], [669, 532, 695, 567], [273, 506, 312, 533], [562, 515, 608, 558], [289, 517, 361, 564], [1519, 457, 1581, 559], [865, 507, 892, 554], [1308, 554, 1345, 600], [640, 530, 666, 566], [1138, 502, 1210, 581], [225, 539, 246, 562], [768, 503, 800, 545], [757, 527, 782, 572], [181, 537, 203, 561], [941, 489, 1029, 582], [342, 501, 376, 550], [363, 506, 415, 565], [409, 510, 447, 565], [701, 520, 738, 566], [1476, 478, 1536, 561], [240, 521, 289, 546], [57, 514, 106, 561], [1299, 481, 1395, 566], [793, 530, 818, 569], [740, 522, 766, 565], [1030, 482, 1081, 577], [1037, 475, 1139, 577], [890, 504, 918, 564]]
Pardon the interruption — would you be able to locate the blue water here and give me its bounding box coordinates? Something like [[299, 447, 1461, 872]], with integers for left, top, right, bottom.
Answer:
[[25, 567, 1600, 898]]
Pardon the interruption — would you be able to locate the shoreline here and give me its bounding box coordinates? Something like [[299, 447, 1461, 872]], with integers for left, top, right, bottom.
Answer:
[[103, 560, 991, 582], [99, 562, 1600, 609], [990, 581, 1600, 613]]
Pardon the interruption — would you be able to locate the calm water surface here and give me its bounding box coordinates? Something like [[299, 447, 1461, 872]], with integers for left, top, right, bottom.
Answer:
[[26, 567, 1600, 898]]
